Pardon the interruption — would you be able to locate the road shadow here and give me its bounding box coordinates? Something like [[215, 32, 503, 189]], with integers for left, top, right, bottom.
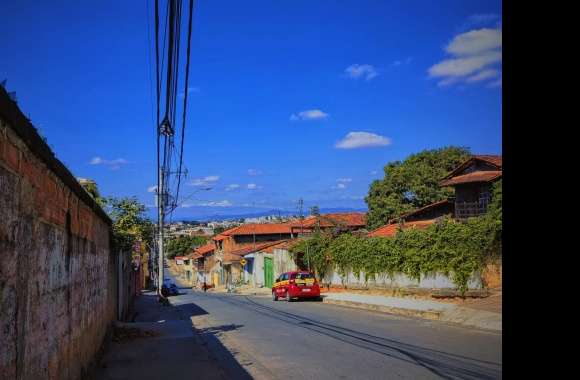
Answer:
[[291, 297, 323, 302], [197, 324, 244, 335], [212, 293, 501, 380], [93, 291, 253, 380]]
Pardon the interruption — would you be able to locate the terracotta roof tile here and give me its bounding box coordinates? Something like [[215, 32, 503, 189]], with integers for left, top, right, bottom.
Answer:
[[399, 199, 453, 219], [290, 213, 366, 229], [474, 155, 502, 167], [440, 171, 502, 186], [443, 155, 502, 180], [220, 223, 293, 236], [367, 220, 435, 238], [222, 241, 288, 264], [194, 243, 215, 256], [270, 239, 301, 250], [235, 240, 288, 256]]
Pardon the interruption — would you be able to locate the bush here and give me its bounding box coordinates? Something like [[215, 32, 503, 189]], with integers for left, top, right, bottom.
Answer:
[[291, 181, 502, 293]]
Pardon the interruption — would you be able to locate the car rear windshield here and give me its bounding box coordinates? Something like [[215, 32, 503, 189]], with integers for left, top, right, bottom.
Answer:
[[295, 272, 314, 280]]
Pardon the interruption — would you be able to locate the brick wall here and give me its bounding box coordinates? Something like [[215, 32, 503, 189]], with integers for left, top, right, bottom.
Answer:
[[0, 90, 116, 380]]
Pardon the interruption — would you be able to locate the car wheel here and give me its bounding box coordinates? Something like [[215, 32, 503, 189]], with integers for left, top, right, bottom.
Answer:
[[272, 292, 278, 301]]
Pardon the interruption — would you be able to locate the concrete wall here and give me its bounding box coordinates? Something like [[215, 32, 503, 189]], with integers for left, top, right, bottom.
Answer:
[[0, 90, 116, 380], [273, 248, 297, 279], [245, 253, 272, 287], [272, 248, 482, 290], [323, 269, 482, 290]]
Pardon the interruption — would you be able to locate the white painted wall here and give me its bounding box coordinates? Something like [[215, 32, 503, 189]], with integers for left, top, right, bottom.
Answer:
[[270, 248, 482, 290], [324, 269, 482, 289]]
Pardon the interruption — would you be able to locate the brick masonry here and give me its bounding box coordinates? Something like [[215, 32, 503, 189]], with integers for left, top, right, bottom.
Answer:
[[1, 92, 116, 380]]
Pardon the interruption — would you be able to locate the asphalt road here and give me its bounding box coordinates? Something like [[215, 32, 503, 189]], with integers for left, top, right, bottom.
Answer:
[[165, 274, 502, 380]]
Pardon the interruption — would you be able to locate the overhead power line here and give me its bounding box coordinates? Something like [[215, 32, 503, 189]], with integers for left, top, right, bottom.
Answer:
[[152, 0, 197, 297]]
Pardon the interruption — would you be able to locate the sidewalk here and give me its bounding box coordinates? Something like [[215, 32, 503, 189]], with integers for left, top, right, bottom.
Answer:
[[93, 291, 249, 380], [232, 285, 272, 296], [323, 291, 502, 332]]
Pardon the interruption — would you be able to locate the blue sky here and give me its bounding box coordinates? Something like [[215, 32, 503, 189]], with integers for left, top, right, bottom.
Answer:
[[0, 1, 502, 219]]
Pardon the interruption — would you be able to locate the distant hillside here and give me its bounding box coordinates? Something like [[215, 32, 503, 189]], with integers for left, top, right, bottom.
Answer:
[[169, 207, 367, 223]]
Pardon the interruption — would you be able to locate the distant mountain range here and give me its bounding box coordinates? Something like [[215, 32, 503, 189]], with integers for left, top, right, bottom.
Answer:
[[169, 207, 367, 223]]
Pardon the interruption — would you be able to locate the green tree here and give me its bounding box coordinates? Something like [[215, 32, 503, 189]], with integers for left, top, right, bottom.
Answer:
[[290, 232, 333, 281], [78, 178, 106, 208], [365, 147, 471, 229], [165, 235, 208, 259], [213, 226, 226, 235], [104, 197, 154, 253]]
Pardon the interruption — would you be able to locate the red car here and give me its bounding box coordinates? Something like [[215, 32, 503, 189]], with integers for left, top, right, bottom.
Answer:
[[272, 271, 321, 301]]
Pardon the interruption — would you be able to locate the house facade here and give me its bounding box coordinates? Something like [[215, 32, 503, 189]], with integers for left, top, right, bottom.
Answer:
[[369, 154, 502, 237], [238, 240, 288, 288], [192, 242, 215, 287], [440, 155, 502, 220], [210, 223, 295, 288]]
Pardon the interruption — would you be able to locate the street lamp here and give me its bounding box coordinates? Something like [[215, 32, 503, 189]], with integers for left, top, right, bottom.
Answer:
[[166, 186, 213, 213]]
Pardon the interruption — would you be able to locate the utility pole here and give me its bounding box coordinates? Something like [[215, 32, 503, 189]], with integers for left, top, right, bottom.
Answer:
[[298, 199, 310, 271], [157, 167, 165, 297], [252, 201, 256, 250]]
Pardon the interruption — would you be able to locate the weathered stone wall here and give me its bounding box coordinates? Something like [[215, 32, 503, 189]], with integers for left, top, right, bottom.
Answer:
[[1, 90, 116, 380]]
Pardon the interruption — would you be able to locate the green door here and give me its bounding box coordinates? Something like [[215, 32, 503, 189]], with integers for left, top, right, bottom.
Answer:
[[264, 257, 274, 288]]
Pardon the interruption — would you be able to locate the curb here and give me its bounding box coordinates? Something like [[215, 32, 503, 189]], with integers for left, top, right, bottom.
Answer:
[[322, 298, 501, 332], [440, 307, 502, 332], [322, 298, 442, 321]]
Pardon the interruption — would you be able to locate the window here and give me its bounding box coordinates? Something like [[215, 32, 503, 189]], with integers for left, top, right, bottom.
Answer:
[[296, 272, 314, 280]]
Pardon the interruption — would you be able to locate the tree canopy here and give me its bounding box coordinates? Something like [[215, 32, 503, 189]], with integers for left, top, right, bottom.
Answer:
[[165, 235, 209, 259], [105, 196, 155, 253], [365, 146, 471, 230], [78, 178, 106, 208]]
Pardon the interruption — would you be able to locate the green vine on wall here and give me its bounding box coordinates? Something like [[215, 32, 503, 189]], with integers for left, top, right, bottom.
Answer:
[[291, 181, 502, 294]]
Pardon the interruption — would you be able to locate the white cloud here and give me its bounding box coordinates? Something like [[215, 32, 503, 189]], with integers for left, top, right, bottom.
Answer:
[[247, 183, 263, 190], [190, 175, 220, 187], [429, 51, 502, 78], [428, 28, 502, 87], [200, 200, 232, 207], [183, 200, 233, 207], [344, 64, 378, 80], [89, 156, 128, 170], [466, 69, 499, 83], [225, 184, 240, 191], [370, 170, 378, 175], [332, 178, 352, 190], [446, 29, 502, 56], [290, 109, 329, 121], [335, 132, 391, 149], [147, 185, 158, 193], [247, 169, 262, 176]]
